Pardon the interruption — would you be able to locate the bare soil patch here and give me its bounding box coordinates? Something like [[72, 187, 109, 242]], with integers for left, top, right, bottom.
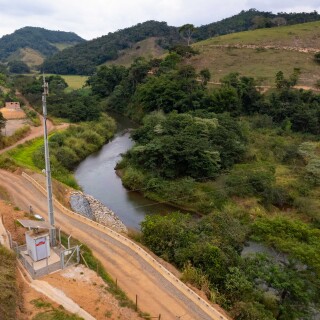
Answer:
[[2, 119, 29, 136], [1, 107, 27, 120], [0, 199, 29, 245], [44, 265, 143, 320]]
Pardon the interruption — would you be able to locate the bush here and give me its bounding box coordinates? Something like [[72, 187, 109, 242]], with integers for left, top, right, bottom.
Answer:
[[314, 52, 320, 64], [226, 164, 275, 198]]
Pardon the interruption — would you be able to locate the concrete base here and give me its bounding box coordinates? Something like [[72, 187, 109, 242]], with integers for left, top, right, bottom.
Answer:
[[21, 249, 60, 271]]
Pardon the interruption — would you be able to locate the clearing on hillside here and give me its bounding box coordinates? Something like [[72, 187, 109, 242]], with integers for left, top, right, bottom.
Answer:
[[1, 107, 26, 120], [191, 21, 320, 86], [106, 37, 166, 67]]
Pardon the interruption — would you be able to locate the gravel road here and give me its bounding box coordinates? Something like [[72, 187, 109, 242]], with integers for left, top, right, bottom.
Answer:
[[0, 169, 224, 320]]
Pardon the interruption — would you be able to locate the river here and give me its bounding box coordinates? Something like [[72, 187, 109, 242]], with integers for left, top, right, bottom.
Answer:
[[74, 112, 180, 230]]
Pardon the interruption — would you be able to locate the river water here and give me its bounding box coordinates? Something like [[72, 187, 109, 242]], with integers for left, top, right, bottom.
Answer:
[[74, 112, 179, 230]]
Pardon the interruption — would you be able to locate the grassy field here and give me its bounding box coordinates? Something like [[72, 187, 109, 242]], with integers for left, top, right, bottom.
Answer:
[[191, 21, 320, 86], [8, 47, 44, 69], [197, 21, 320, 48], [61, 75, 88, 90], [9, 136, 44, 169], [43, 74, 88, 90], [106, 37, 166, 67]]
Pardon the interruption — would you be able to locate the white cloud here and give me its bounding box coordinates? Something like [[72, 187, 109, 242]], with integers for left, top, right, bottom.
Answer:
[[0, 0, 319, 39]]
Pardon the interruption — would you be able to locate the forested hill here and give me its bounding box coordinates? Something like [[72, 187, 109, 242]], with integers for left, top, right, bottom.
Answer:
[[193, 8, 320, 40], [42, 21, 180, 75], [42, 9, 320, 75], [0, 26, 85, 61]]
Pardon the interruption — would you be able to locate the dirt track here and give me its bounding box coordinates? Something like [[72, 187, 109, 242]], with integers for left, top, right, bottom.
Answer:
[[0, 117, 68, 155], [0, 169, 225, 320]]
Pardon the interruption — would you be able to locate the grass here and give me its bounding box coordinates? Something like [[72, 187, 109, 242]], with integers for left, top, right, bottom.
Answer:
[[8, 47, 44, 69], [43, 74, 88, 91], [106, 37, 166, 67], [0, 245, 17, 320], [32, 309, 84, 320], [191, 21, 320, 86], [8, 136, 44, 170], [0, 125, 31, 150], [7, 134, 78, 188], [61, 75, 88, 91]]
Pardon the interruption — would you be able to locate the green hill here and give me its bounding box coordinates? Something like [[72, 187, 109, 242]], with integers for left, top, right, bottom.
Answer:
[[190, 21, 320, 87], [193, 8, 320, 40], [42, 20, 180, 75], [106, 37, 166, 67], [42, 10, 320, 75], [0, 27, 85, 69]]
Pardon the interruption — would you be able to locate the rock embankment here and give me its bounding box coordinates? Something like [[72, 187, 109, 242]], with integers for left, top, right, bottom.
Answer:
[[70, 191, 127, 233]]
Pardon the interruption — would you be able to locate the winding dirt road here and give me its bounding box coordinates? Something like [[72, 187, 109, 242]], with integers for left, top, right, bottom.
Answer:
[[0, 169, 227, 320], [0, 117, 69, 155]]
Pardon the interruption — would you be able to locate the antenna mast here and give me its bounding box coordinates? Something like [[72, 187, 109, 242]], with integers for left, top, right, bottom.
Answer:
[[42, 75, 56, 246]]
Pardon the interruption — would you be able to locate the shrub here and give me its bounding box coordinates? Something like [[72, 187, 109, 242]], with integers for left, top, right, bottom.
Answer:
[[314, 52, 320, 64]]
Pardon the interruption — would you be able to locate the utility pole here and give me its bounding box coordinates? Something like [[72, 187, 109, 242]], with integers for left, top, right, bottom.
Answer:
[[42, 75, 56, 246]]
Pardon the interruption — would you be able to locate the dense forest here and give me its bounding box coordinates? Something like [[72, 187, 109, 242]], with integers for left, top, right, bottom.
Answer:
[[84, 46, 320, 319], [42, 21, 180, 75], [193, 8, 320, 40], [0, 27, 84, 63], [42, 9, 320, 75]]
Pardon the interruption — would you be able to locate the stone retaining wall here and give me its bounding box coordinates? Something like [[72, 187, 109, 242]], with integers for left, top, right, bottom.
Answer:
[[70, 191, 127, 234]]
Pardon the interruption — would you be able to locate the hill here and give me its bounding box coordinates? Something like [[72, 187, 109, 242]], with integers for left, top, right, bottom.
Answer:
[[0, 27, 85, 69], [193, 8, 320, 40], [42, 21, 180, 75], [41, 9, 320, 75], [106, 37, 166, 67], [190, 20, 320, 87]]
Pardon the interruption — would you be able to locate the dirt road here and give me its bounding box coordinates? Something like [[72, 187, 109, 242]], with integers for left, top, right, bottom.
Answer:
[[0, 117, 68, 155], [0, 169, 226, 320]]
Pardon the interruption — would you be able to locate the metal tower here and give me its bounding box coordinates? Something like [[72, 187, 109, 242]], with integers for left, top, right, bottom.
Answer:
[[42, 75, 56, 246]]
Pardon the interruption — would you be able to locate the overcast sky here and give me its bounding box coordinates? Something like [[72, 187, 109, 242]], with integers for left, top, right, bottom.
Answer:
[[0, 0, 319, 40]]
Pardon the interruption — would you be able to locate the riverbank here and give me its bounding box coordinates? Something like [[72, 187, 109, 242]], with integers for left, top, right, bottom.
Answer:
[[3, 114, 116, 188]]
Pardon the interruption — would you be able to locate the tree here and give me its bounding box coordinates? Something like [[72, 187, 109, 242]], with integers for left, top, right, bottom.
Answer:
[[87, 65, 127, 97], [271, 17, 287, 26], [179, 24, 195, 46], [0, 111, 6, 131], [314, 52, 320, 64], [199, 68, 211, 85], [275, 71, 288, 89], [8, 60, 30, 74]]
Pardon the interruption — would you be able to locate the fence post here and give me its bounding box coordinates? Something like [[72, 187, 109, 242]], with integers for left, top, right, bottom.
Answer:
[[158, 315, 161, 320], [135, 294, 138, 311]]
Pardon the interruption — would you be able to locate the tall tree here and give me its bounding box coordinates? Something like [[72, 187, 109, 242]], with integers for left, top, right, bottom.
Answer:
[[179, 24, 195, 46]]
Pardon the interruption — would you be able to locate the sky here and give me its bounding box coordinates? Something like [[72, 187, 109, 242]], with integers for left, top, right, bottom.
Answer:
[[0, 0, 319, 40]]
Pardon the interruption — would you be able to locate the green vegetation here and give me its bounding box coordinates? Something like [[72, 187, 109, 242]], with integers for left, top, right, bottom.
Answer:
[[191, 21, 320, 86], [193, 9, 320, 41], [106, 37, 166, 67], [85, 47, 320, 319], [15, 74, 100, 123], [8, 115, 115, 187], [32, 309, 83, 320], [42, 21, 180, 75], [22, 107, 41, 126], [60, 75, 88, 90], [0, 245, 17, 320], [0, 125, 31, 149], [0, 26, 84, 65], [31, 298, 83, 320], [8, 60, 30, 73], [40, 10, 320, 76]]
